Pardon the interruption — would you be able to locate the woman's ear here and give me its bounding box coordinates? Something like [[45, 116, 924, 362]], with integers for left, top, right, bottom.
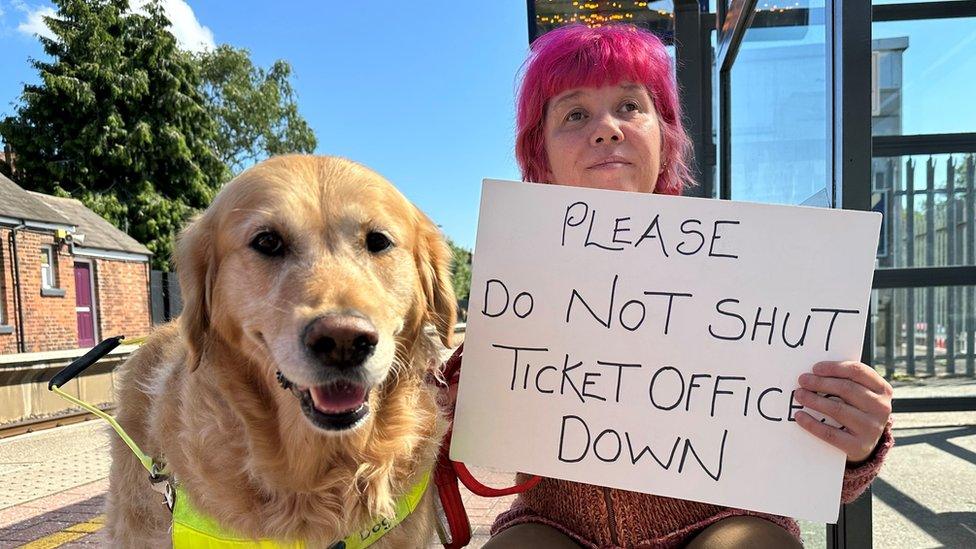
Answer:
[[414, 211, 457, 348], [175, 212, 217, 371]]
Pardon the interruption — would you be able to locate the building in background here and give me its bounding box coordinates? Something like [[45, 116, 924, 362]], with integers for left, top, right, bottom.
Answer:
[[0, 173, 152, 355]]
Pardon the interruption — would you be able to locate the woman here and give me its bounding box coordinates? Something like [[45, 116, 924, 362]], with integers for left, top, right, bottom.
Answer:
[[462, 24, 895, 548]]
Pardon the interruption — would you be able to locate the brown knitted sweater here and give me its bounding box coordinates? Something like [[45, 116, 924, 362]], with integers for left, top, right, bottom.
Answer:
[[443, 346, 895, 548], [491, 423, 892, 548]]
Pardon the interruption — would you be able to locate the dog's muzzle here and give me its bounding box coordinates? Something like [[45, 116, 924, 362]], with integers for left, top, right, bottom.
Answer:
[[276, 371, 371, 431]]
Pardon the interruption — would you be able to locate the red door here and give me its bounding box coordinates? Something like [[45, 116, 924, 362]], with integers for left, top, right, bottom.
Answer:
[[74, 262, 96, 347]]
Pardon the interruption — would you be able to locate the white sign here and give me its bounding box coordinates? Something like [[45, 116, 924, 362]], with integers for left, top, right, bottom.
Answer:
[[450, 180, 881, 523]]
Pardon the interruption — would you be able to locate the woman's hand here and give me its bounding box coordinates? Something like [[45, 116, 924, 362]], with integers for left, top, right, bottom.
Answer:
[[793, 361, 893, 464]]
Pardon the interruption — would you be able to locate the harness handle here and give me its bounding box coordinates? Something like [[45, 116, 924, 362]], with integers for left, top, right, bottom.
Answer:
[[49, 335, 125, 389], [48, 335, 159, 475]]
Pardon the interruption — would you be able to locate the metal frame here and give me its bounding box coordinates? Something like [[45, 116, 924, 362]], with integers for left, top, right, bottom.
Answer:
[[715, 0, 757, 201], [893, 397, 976, 413], [716, 0, 757, 73], [874, 133, 976, 157], [675, 1, 713, 198], [874, 266, 976, 289], [829, 1, 874, 546], [874, 0, 976, 22], [526, 0, 538, 44]]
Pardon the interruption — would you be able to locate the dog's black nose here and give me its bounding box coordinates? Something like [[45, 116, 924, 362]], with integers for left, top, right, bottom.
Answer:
[[303, 314, 378, 369]]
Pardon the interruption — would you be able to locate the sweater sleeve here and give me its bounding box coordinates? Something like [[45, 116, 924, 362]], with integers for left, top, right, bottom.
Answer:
[[840, 418, 894, 503]]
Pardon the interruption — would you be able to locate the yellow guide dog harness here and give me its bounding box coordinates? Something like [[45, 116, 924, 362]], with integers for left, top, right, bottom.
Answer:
[[49, 336, 431, 549]]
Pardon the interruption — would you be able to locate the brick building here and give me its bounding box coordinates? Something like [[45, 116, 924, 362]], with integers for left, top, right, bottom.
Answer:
[[0, 173, 152, 354]]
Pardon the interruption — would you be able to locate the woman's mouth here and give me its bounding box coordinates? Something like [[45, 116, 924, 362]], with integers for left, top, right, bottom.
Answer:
[[589, 157, 632, 170]]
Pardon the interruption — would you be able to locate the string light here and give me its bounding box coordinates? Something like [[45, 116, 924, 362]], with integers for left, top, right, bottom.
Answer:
[[535, 0, 675, 31]]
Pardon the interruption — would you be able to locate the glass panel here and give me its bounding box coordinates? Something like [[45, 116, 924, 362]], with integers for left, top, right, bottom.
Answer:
[[871, 283, 976, 544], [872, 17, 976, 136], [873, 153, 976, 268], [874, 286, 976, 378], [728, 1, 828, 206], [532, 0, 675, 41]]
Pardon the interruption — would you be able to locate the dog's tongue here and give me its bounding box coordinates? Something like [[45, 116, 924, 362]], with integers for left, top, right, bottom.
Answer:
[[309, 381, 367, 414]]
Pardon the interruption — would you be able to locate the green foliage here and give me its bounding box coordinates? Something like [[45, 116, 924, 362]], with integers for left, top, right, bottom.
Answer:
[[196, 45, 317, 174], [0, 0, 223, 269], [447, 239, 472, 302], [0, 0, 317, 270]]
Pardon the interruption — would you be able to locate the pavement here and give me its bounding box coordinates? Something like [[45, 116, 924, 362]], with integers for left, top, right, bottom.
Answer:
[[0, 388, 974, 548], [0, 420, 514, 548]]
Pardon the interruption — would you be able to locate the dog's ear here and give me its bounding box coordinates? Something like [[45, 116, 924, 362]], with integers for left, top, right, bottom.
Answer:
[[175, 211, 216, 371], [415, 212, 457, 348]]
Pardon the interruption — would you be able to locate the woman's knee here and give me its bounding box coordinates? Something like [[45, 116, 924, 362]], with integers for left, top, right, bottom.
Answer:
[[686, 516, 802, 549], [483, 523, 583, 549]]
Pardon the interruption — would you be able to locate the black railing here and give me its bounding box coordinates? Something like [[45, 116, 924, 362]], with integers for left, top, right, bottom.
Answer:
[[149, 270, 183, 325]]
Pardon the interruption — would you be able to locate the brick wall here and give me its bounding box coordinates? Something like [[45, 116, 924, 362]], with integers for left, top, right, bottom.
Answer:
[[96, 259, 151, 342], [0, 227, 150, 354], [7, 229, 76, 352]]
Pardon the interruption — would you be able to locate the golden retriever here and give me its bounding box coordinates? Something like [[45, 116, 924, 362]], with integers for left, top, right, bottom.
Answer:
[[106, 155, 456, 547]]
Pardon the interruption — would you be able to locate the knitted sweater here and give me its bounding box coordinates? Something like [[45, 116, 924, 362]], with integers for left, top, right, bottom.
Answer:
[[443, 346, 895, 548], [491, 422, 893, 548]]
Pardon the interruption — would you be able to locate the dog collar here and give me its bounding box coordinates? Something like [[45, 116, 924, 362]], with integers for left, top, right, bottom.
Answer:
[[171, 470, 432, 549]]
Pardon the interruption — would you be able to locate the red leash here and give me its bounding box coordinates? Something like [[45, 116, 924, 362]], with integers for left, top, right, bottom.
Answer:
[[430, 344, 542, 548]]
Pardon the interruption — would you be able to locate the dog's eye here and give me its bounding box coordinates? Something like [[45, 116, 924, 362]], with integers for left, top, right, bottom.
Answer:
[[250, 231, 286, 257], [365, 231, 393, 254]]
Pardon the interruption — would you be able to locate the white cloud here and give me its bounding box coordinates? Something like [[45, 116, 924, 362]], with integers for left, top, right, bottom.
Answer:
[[14, 1, 215, 52], [16, 4, 56, 41], [132, 0, 215, 53]]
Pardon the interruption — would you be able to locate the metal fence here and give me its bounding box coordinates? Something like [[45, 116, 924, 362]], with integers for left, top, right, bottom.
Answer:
[[149, 270, 182, 325], [872, 153, 976, 378]]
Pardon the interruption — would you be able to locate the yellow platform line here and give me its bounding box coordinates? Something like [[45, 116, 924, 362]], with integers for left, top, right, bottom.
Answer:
[[16, 514, 105, 549]]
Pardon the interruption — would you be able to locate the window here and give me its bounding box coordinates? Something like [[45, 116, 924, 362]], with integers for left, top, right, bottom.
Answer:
[[40, 246, 57, 289]]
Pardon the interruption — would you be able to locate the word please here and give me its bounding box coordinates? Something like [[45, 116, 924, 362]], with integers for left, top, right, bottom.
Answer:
[[561, 200, 741, 258]]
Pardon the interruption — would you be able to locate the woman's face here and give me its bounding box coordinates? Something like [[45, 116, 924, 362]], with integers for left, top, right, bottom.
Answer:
[[543, 82, 663, 193]]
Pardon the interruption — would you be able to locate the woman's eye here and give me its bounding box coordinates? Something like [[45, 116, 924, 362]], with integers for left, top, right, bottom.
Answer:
[[566, 110, 585, 122], [250, 230, 286, 257], [620, 101, 640, 113], [365, 231, 393, 254]]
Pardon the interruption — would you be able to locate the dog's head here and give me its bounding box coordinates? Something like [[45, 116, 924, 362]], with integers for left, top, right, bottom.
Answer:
[[176, 155, 455, 432]]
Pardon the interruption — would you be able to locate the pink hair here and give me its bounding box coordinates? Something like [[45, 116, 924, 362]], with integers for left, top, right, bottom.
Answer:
[[515, 24, 694, 195]]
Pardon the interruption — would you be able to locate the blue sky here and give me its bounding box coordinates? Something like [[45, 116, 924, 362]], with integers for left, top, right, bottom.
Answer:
[[0, 1, 529, 249], [1, 2, 974, 248]]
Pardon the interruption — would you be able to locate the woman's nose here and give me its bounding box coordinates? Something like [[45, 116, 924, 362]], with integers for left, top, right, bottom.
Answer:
[[591, 115, 624, 145]]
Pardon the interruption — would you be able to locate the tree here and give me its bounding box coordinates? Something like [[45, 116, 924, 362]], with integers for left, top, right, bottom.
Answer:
[[447, 239, 472, 302], [196, 45, 317, 175], [0, 0, 225, 269]]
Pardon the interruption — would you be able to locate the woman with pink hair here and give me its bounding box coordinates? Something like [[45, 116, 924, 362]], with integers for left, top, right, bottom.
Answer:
[[459, 24, 895, 548]]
